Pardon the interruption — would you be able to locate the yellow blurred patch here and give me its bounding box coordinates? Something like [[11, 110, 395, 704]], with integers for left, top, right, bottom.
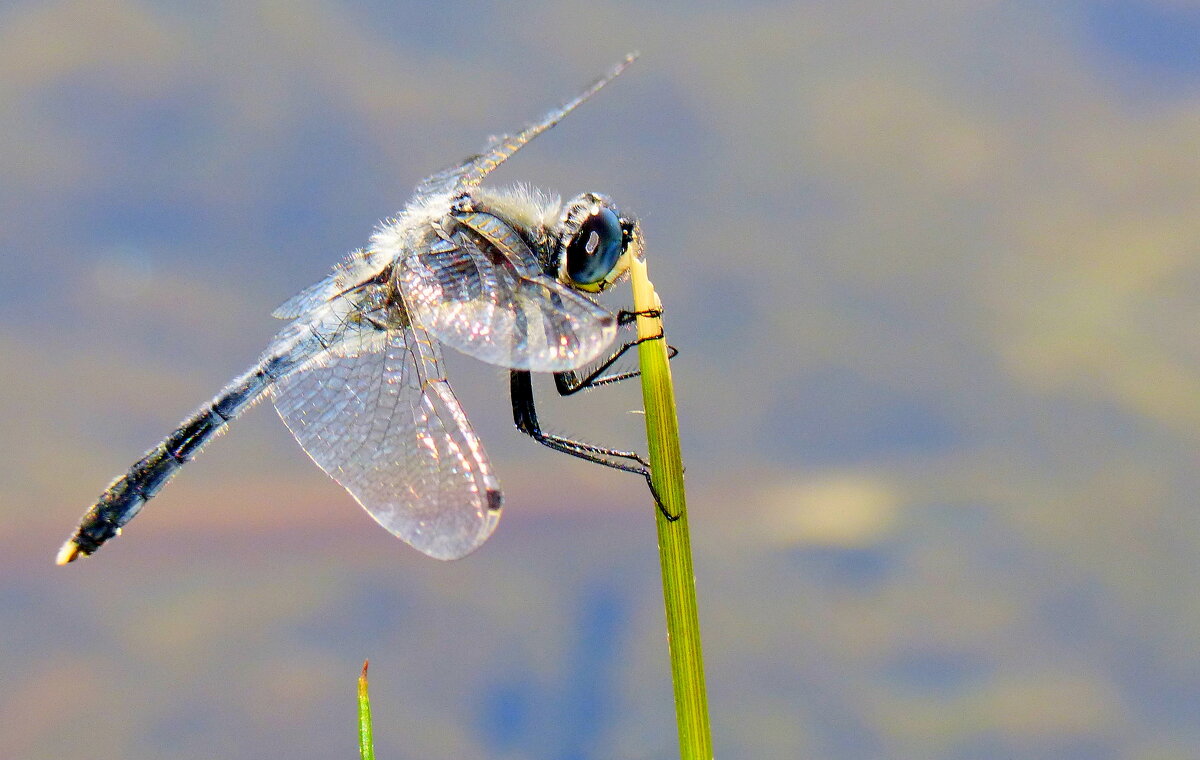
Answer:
[[761, 472, 900, 548]]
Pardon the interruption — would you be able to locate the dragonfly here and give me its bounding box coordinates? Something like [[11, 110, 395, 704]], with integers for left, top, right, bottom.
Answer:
[[57, 54, 673, 565]]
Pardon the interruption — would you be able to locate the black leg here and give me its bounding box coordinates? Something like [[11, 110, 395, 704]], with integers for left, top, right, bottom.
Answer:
[[510, 369, 678, 521], [555, 310, 678, 396]]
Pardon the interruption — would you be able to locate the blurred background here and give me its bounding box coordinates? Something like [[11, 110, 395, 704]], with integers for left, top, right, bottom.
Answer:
[[3, 1, 1200, 758]]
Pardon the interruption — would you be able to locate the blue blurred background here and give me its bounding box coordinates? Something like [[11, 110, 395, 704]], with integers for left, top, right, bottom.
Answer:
[[4, 1, 1200, 758]]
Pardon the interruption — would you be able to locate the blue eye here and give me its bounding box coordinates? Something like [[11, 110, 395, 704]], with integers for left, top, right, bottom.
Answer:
[[565, 207, 623, 286]]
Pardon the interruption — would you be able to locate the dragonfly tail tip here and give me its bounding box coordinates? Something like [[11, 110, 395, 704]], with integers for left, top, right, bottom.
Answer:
[[55, 540, 84, 565]]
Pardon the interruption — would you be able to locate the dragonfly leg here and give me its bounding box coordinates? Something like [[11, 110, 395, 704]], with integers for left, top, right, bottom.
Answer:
[[510, 367, 678, 521], [555, 312, 678, 396]]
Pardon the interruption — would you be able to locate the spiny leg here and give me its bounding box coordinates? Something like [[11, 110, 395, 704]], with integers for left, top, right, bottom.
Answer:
[[509, 338, 678, 521], [555, 309, 678, 396], [538, 308, 678, 466], [511, 371, 649, 468]]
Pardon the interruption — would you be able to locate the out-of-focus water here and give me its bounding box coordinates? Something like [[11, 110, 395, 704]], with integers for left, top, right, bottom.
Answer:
[[4, 1, 1200, 758]]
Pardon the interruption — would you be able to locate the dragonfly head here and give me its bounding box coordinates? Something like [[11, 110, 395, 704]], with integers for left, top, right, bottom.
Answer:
[[555, 192, 641, 293]]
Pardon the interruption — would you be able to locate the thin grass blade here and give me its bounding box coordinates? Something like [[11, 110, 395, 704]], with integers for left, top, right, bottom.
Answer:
[[630, 258, 713, 759], [358, 660, 375, 760]]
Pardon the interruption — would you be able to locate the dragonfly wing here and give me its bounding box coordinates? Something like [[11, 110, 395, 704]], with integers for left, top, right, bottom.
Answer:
[[399, 228, 617, 372], [271, 277, 333, 320], [271, 324, 501, 560], [413, 55, 636, 199], [271, 248, 394, 320]]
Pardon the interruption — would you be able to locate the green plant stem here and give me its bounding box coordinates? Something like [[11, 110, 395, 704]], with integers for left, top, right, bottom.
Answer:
[[358, 660, 375, 760], [631, 258, 713, 760]]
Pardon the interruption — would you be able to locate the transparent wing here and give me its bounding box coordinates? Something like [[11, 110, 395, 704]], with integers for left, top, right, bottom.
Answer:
[[271, 324, 502, 560], [271, 248, 394, 320], [271, 278, 332, 320], [413, 54, 637, 199], [399, 228, 617, 372]]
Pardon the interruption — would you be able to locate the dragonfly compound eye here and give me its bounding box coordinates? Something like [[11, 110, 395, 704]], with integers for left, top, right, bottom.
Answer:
[[564, 206, 624, 288]]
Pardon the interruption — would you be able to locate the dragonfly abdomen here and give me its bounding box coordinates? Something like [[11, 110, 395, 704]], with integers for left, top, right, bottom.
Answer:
[[56, 362, 276, 564]]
